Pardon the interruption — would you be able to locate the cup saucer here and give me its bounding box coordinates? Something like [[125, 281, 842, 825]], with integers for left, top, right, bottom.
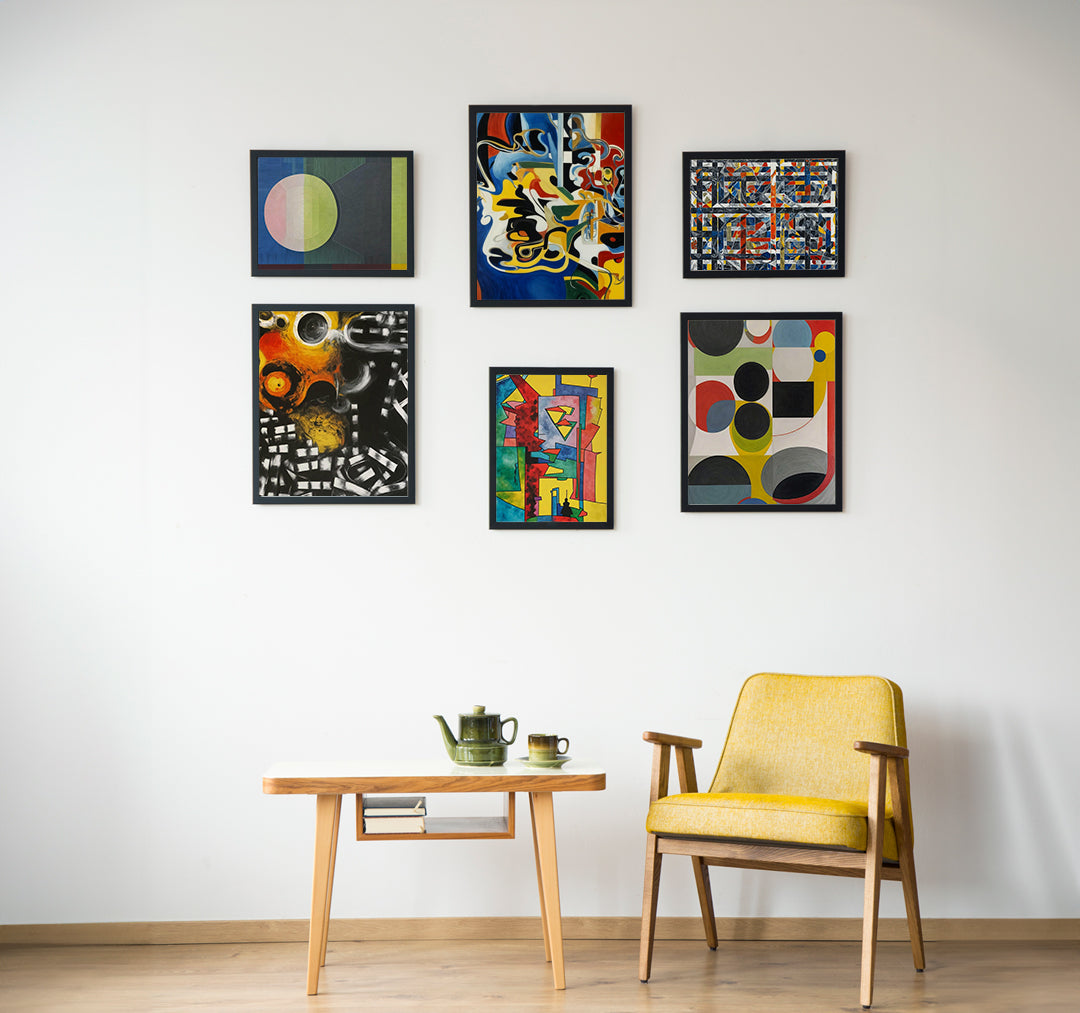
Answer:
[[518, 754, 572, 769]]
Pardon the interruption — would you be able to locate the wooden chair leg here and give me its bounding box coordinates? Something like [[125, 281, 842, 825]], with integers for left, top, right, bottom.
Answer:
[[691, 857, 717, 949], [639, 832, 663, 982], [860, 754, 887, 1009], [898, 842, 925, 971], [888, 758, 925, 971]]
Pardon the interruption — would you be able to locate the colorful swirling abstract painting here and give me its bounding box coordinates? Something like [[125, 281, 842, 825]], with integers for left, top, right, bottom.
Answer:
[[471, 107, 631, 306], [253, 305, 414, 503], [681, 313, 841, 511], [490, 370, 614, 528]]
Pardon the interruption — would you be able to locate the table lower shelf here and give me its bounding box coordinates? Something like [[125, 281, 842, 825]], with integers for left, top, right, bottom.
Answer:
[[356, 793, 516, 840], [358, 816, 513, 840]]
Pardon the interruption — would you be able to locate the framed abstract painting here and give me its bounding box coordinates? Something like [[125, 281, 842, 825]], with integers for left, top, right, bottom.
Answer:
[[683, 151, 844, 276], [251, 150, 413, 276], [471, 106, 631, 306], [490, 369, 614, 528], [682, 313, 841, 511], [253, 305, 414, 503]]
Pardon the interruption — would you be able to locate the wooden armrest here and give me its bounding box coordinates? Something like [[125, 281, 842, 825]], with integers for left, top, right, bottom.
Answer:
[[643, 731, 703, 749], [854, 740, 909, 759], [644, 732, 704, 802]]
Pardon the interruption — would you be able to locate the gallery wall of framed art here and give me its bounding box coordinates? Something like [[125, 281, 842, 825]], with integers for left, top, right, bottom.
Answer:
[[248, 118, 846, 521]]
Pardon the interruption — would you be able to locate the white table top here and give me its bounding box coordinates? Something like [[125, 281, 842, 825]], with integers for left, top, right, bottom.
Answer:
[[262, 758, 605, 794]]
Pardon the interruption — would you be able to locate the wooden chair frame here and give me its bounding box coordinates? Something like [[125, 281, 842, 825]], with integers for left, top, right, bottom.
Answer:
[[639, 731, 925, 1009]]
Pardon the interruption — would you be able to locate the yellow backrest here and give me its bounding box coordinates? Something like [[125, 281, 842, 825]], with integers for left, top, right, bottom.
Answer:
[[709, 673, 907, 806]]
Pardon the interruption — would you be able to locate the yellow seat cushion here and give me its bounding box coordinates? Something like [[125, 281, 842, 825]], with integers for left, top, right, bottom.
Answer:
[[646, 791, 899, 861]]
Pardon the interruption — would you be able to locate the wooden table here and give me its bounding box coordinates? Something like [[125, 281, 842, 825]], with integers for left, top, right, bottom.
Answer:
[[262, 759, 606, 994]]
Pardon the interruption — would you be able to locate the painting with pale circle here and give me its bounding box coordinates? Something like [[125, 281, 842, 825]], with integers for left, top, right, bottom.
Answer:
[[251, 150, 413, 276]]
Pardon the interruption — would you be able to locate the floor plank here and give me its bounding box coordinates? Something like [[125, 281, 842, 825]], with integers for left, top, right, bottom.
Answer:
[[1, 939, 1077, 1011]]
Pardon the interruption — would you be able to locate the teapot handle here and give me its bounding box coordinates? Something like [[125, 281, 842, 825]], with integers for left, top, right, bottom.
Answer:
[[500, 716, 518, 746]]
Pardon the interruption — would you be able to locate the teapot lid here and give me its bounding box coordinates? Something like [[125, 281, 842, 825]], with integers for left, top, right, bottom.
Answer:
[[463, 704, 491, 716]]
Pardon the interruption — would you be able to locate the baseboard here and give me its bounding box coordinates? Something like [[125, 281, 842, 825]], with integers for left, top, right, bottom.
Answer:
[[1, 917, 1077, 947]]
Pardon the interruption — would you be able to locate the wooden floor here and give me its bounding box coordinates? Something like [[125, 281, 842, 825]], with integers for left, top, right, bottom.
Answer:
[[1, 938, 1077, 1012]]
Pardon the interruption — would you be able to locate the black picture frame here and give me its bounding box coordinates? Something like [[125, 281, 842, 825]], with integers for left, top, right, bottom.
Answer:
[[471, 106, 631, 306], [681, 312, 842, 512], [251, 150, 414, 277], [683, 151, 845, 277], [253, 304, 415, 504], [490, 368, 614, 529]]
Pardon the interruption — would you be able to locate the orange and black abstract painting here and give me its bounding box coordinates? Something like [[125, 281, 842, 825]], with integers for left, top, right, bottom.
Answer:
[[253, 305, 413, 503]]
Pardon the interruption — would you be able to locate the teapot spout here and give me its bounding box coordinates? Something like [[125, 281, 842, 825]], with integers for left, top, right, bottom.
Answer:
[[433, 715, 457, 759]]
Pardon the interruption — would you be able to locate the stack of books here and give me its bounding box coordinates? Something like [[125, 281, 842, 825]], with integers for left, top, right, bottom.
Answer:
[[362, 795, 427, 834]]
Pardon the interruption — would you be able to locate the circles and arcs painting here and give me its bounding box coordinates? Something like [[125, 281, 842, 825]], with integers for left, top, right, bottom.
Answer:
[[682, 312, 842, 511]]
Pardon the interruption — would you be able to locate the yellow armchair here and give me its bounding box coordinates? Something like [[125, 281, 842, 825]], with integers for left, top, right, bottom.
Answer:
[[640, 673, 925, 1009]]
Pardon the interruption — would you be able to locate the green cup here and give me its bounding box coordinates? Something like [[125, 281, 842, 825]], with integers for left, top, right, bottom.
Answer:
[[528, 733, 569, 761]]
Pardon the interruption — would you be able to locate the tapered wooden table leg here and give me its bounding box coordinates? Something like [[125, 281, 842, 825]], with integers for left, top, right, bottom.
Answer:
[[529, 791, 565, 989], [528, 792, 552, 962], [319, 794, 342, 967], [307, 793, 341, 995]]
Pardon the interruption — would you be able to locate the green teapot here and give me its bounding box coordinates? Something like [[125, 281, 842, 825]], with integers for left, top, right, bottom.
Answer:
[[434, 705, 518, 766]]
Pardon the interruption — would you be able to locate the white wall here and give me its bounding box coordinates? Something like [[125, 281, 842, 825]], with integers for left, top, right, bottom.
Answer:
[[2, 0, 1078, 926]]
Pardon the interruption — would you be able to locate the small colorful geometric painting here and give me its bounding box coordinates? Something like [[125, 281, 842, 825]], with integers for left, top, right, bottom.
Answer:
[[471, 107, 631, 305], [684, 151, 844, 276], [682, 313, 841, 511], [251, 151, 413, 276], [253, 305, 414, 503], [490, 370, 614, 528]]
